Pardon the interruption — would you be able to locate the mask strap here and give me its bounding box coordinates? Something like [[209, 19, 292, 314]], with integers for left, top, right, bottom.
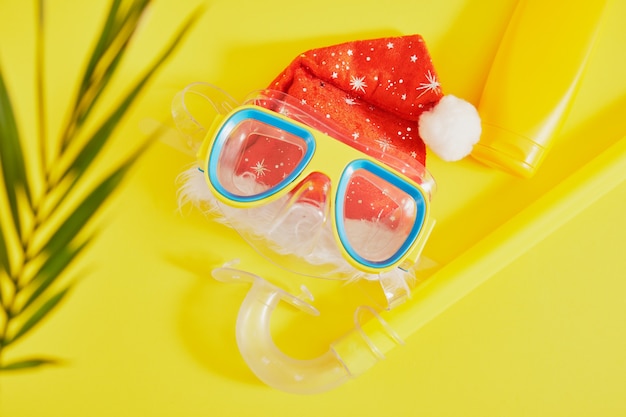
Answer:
[[171, 82, 239, 152]]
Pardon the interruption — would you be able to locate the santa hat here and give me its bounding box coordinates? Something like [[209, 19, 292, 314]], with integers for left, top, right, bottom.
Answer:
[[267, 35, 481, 164]]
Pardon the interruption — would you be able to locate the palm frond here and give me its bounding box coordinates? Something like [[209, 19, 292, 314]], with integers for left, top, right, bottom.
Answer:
[[35, 0, 48, 180], [38, 140, 150, 262], [0, 357, 60, 371], [0, 0, 202, 371], [4, 286, 72, 348], [0, 221, 11, 279], [19, 238, 92, 313], [54, 8, 201, 190], [60, 0, 152, 150], [0, 69, 33, 242]]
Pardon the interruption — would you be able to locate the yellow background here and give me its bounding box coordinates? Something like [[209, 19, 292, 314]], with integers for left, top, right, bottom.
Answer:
[[1, 0, 625, 415]]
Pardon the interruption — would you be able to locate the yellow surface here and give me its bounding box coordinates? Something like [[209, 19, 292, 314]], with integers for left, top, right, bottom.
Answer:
[[1, 0, 626, 415]]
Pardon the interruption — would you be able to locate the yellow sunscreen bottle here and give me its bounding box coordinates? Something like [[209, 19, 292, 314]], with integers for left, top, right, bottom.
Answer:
[[471, 0, 608, 178]]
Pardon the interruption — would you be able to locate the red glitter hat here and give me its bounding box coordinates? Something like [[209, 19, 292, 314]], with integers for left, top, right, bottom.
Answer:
[[267, 35, 481, 166]]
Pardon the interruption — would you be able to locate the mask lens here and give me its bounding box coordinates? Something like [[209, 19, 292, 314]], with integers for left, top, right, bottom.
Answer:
[[211, 110, 313, 200], [338, 161, 426, 266]]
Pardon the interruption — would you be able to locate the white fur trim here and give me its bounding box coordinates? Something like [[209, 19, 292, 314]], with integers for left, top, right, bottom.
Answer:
[[418, 94, 482, 161]]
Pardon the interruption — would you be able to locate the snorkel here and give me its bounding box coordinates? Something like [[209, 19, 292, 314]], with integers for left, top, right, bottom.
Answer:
[[211, 267, 409, 394]]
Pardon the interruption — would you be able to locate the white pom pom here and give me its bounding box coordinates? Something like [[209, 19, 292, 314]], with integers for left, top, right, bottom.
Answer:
[[418, 94, 482, 161]]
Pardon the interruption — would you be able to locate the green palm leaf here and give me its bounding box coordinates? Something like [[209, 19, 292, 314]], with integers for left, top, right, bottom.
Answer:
[[0, 68, 33, 241], [19, 238, 91, 314], [0, 357, 60, 371], [44, 158, 136, 259], [0, 222, 11, 308], [55, 8, 200, 189], [61, 0, 151, 148], [0, 0, 201, 371], [4, 286, 71, 348], [0, 222, 11, 277]]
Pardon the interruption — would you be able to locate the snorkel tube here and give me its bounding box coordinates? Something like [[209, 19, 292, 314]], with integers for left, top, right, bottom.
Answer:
[[212, 267, 404, 395]]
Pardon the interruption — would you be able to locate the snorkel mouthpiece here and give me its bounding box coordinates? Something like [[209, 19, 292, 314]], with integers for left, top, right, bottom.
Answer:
[[212, 267, 405, 394]]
